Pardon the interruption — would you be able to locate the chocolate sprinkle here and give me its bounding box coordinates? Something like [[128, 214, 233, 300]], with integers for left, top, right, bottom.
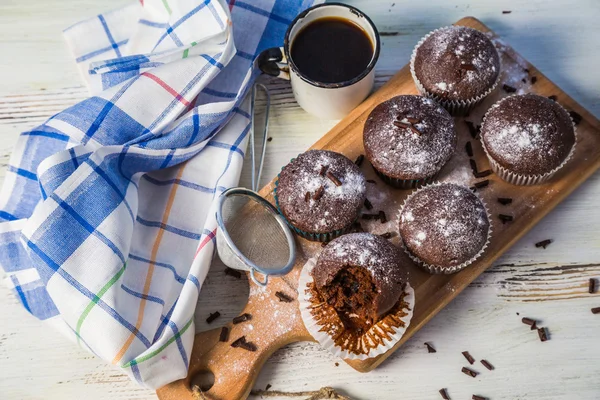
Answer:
[[502, 10, 512, 13], [538, 327, 548, 342], [394, 120, 412, 129], [366, 179, 376, 184], [498, 214, 513, 223], [313, 185, 325, 200], [425, 342, 437, 353], [275, 291, 293, 303], [465, 141, 473, 157], [473, 180, 489, 189], [474, 169, 493, 179], [225, 267, 242, 279], [462, 351, 475, 365], [232, 313, 252, 324], [334, 362, 339, 367], [521, 78, 527, 84], [379, 210, 387, 223], [531, 76, 538, 84], [469, 159, 478, 174], [590, 278, 597, 294], [481, 359, 494, 370], [230, 336, 246, 348], [380, 232, 396, 239], [321, 241, 329, 247], [219, 326, 229, 342], [267, 137, 273, 142], [319, 165, 328, 176], [465, 120, 478, 139], [569, 110, 582, 125], [326, 171, 342, 186], [592, 307, 600, 314], [522, 317, 537, 330], [497, 197, 513, 205], [304, 191, 310, 202], [406, 117, 421, 124], [502, 84, 517, 93], [355, 154, 365, 166], [462, 367, 478, 378], [239, 340, 257, 352], [472, 396, 487, 400], [535, 239, 552, 249], [206, 311, 221, 324], [265, 384, 272, 391], [364, 198, 373, 210], [439, 388, 450, 400]]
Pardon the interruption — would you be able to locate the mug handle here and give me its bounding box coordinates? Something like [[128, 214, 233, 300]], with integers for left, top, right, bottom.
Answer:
[[257, 47, 290, 80]]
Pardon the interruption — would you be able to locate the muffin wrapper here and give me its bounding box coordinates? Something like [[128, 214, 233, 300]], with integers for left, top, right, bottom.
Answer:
[[409, 26, 501, 116], [398, 182, 493, 275], [274, 168, 355, 243], [372, 163, 436, 189], [480, 95, 578, 186], [298, 257, 415, 360]]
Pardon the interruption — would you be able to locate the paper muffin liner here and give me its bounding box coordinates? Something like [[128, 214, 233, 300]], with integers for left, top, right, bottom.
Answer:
[[397, 182, 493, 275], [298, 257, 415, 360], [480, 95, 578, 186], [371, 163, 436, 189], [273, 161, 357, 242], [409, 26, 501, 116]]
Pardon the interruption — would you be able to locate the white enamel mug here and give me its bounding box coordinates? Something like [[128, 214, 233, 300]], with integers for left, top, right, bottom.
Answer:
[[257, 3, 380, 120]]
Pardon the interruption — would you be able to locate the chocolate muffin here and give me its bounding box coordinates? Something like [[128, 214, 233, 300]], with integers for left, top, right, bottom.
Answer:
[[363, 95, 457, 188], [411, 26, 500, 115], [312, 233, 410, 332], [399, 183, 491, 274], [275, 150, 366, 241], [481, 94, 576, 185]]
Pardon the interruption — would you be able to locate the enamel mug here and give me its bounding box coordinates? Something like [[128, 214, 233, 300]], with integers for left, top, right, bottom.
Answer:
[[257, 3, 380, 120]]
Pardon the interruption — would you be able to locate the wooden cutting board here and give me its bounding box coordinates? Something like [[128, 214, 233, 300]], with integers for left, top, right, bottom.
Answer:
[[157, 16, 600, 400]]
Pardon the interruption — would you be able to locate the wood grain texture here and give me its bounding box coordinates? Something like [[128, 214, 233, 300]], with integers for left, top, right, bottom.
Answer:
[[2, 1, 600, 400], [157, 16, 600, 400]]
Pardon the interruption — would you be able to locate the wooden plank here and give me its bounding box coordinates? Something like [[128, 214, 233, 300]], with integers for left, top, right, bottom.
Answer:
[[156, 16, 600, 400]]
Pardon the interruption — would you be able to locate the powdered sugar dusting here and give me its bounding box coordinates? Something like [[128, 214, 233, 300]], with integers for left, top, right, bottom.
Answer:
[[364, 95, 457, 179], [481, 94, 575, 175], [414, 26, 500, 101], [399, 183, 490, 267], [277, 150, 366, 233]]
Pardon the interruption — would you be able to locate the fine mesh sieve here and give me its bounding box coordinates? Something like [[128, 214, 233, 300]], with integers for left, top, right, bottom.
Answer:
[[216, 188, 296, 286], [215, 83, 296, 287]]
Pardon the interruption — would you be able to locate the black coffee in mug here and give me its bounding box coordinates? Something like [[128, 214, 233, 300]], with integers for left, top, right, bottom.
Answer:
[[290, 17, 374, 84]]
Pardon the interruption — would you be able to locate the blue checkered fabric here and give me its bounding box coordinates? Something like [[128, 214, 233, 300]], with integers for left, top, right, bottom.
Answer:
[[0, 0, 319, 388]]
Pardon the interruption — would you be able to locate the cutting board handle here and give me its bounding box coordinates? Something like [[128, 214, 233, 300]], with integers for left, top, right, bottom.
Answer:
[[157, 275, 313, 400]]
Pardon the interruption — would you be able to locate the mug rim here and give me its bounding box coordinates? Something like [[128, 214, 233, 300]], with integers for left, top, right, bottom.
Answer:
[[283, 2, 381, 89]]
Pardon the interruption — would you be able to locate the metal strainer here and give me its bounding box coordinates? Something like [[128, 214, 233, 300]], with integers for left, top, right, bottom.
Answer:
[[215, 84, 296, 287]]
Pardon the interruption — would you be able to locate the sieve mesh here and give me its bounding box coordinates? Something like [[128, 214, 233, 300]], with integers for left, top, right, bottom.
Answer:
[[220, 193, 291, 271]]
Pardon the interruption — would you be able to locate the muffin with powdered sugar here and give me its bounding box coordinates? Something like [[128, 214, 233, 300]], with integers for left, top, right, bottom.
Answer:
[[275, 150, 366, 242]]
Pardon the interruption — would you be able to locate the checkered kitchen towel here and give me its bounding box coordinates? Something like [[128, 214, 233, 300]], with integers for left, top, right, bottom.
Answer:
[[0, 0, 318, 388]]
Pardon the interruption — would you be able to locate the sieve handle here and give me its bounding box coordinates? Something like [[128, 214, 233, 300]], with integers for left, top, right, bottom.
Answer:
[[249, 268, 269, 287]]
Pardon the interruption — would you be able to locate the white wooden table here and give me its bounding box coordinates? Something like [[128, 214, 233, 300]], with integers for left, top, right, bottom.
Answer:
[[1, 1, 599, 399]]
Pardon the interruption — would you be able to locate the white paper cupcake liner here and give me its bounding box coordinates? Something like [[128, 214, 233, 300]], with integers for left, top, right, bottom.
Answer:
[[298, 257, 415, 360], [409, 26, 501, 116], [480, 95, 578, 186], [397, 182, 493, 275]]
